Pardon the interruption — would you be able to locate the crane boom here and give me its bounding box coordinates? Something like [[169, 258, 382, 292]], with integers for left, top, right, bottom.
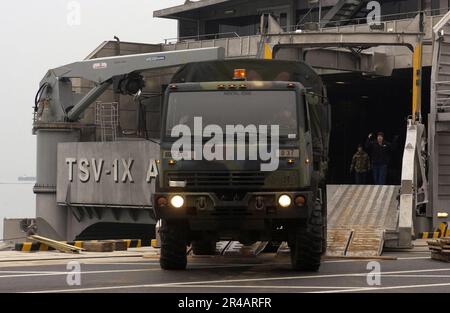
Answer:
[[37, 47, 225, 122]]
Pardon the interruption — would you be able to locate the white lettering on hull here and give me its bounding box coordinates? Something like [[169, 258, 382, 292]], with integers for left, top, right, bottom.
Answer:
[[65, 158, 158, 183]]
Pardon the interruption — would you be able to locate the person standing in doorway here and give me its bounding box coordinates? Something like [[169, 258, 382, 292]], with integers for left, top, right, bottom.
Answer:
[[350, 144, 371, 184], [365, 132, 393, 185]]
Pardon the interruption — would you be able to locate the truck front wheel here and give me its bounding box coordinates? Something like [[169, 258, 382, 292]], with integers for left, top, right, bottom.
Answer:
[[289, 200, 324, 271], [159, 220, 188, 270]]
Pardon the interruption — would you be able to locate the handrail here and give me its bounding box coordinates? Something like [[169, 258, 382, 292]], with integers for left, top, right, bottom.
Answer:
[[287, 8, 449, 32], [164, 32, 240, 44], [161, 9, 447, 46]]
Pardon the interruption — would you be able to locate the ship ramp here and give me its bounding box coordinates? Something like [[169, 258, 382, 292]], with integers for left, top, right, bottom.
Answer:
[[326, 185, 400, 257]]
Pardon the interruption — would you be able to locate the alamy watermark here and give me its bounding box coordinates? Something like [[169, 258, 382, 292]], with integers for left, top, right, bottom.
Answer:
[[171, 117, 280, 172], [367, 1, 382, 26], [366, 261, 382, 286], [66, 261, 81, 286], [67, 1, 81, 27]]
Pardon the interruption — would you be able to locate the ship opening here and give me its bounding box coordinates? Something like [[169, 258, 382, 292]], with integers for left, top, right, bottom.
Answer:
[[322, 67, 431, 185]]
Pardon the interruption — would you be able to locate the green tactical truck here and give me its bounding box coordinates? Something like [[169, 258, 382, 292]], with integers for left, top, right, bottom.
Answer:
[[153, 59, 331, 271]]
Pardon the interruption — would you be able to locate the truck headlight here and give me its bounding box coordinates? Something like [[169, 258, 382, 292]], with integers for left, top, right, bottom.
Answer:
[[170, 195, 185, 209], [278, 195, 292, 208]]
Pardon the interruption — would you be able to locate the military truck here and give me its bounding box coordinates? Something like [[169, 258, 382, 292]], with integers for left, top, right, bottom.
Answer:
[[153, 59, 331, 271]]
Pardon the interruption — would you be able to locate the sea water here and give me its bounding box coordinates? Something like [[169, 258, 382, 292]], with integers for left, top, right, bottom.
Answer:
[[0, 183, 35, 237]]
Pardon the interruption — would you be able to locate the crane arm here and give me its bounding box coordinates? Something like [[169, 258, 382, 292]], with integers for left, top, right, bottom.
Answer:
[[37, 47, 225, 122], [51, 47, 225, 84]]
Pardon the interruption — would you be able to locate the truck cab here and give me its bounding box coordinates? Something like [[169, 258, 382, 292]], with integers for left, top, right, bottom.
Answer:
[[153, 59, 330, 271]]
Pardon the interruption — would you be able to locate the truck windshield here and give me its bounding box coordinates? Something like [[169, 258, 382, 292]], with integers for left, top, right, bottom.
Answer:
[[165, 90, 299, 137]]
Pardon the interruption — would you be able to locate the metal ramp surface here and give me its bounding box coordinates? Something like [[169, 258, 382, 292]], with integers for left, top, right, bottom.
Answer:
[[327, 185, 400, 257]]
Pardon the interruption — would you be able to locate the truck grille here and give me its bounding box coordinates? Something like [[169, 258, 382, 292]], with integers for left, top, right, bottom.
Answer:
[[167, 172, 266, 188]]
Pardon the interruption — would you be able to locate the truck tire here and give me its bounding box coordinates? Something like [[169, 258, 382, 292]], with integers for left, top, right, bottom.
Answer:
[[192, 240, 216, 255], [289, 200, 324, 271], [159, 220, 188, 270]]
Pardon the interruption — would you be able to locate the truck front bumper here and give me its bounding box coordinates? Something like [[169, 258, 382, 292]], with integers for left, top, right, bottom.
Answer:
[[153, 191, 312, 222]]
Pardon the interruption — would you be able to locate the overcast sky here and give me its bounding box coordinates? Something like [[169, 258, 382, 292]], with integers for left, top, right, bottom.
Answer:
[[0, 0, 183, 180]]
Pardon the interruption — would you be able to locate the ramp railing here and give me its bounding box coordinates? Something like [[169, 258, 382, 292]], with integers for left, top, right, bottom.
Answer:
[[398, 119, 428, 247]]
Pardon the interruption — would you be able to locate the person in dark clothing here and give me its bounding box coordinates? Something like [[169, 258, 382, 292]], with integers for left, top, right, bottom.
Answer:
[[365, 132, 394, 185], [350, 144, 371, 184]]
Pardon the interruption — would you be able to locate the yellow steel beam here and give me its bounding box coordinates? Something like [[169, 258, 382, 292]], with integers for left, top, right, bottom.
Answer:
[[263, 43, 273, 60], [412, 43, 423, 121]]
